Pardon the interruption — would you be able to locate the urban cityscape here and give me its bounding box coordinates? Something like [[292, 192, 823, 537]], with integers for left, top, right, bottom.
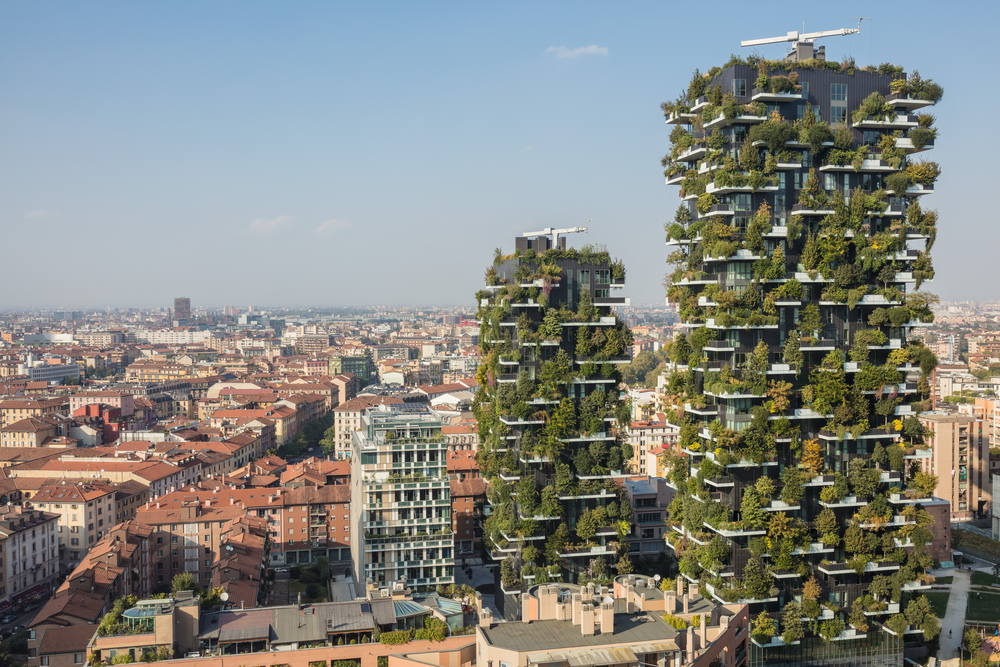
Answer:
[[2, 6, 997, 667]]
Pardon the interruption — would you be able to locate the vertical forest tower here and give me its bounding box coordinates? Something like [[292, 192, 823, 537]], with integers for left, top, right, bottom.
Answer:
[[474, 231, 636, 619], [660, 44, 944, 665]]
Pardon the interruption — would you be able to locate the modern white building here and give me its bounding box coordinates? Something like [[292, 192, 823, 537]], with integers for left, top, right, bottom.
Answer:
[[350, 404, 454, 590]]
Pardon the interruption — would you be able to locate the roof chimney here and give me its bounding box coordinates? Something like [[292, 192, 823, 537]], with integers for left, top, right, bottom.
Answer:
[[699, 613, 707, 649], [580, 602, 595, 636], [600, 601, 613, 635], [572, 593, 582, 625]]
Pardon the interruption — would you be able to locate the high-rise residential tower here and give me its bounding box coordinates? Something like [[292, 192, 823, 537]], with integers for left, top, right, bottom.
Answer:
[[659, 43, 944, 665], [350, 404, 454, 589], [474, 230, 636, 619], [173, 297, 191, 322]]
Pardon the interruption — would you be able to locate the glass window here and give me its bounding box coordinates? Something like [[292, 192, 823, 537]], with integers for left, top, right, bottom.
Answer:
[[732, 79, 746, 97], [831, 84, 847, 102], [831, 104, 847, 124], [800, 82, 809, 98]]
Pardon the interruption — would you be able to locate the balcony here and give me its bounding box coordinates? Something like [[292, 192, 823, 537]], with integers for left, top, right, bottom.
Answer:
[[904, 448, 933, 460], [819, 495, 868, 508], [703, 112, 767, 129], [703, 521, 766, 538], [665, 110, 696, 125], [818, 561, 899, 575], [791, 202, 835, 216], [819, 159, 895, 173], [852, 114, 919, 129], [888, 183, 934, 196], [895, 137, 935, 154], [750, 88, 803, 103], [593, 296, 630, 306], [886, 93, 936, 111], [697, 203, 737, 218], [705, 182, 779, 196], [675, 145, 708, 162]]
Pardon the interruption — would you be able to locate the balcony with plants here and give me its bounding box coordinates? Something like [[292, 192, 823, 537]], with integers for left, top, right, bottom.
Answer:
[[660, 55, 944, 656]]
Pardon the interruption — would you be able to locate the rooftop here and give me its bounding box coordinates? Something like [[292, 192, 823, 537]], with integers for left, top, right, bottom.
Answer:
[[480, 611, 679, 653]]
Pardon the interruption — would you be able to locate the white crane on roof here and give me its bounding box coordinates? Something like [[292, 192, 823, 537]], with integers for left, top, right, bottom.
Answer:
[[741, 18, 869, 48], [522, 223, 590, 249]]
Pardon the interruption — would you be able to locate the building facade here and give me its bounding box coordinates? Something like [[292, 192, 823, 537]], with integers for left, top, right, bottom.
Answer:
[[475, 231, 634, 605], [659, 48, 944, 664], [919, 411, 988, 520], [350, 405, 454, 589]]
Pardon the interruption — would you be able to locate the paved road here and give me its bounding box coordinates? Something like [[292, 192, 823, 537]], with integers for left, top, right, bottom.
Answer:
[[939, 568, 971, 660]]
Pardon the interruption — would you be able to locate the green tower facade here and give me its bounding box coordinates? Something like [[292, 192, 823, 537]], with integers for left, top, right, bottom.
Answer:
[[659, 51, 944, 665]]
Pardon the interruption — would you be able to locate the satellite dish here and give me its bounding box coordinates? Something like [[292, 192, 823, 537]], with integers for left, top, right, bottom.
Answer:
[[221, 592, 229, 601], [654, 574, 661, 582]]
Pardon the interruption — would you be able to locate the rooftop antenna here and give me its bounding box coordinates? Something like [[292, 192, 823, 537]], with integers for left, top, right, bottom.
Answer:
[[741, 19, 865, 49]]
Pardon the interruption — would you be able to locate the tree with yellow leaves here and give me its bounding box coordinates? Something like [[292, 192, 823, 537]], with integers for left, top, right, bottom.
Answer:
[[801, 439, 824, 476]]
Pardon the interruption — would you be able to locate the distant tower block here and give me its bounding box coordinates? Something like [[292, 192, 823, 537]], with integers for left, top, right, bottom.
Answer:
[[174, 297, 191, 321]]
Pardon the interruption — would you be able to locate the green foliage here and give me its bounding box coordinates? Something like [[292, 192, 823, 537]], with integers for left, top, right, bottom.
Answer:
[[171, 572, 197, 593]]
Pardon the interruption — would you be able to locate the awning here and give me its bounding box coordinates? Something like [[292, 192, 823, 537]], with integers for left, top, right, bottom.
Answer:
[[0, 601, 12, 614], [627, 642, 681, 654], [528, 648, 638, 667], [14, 585, 45, 603]]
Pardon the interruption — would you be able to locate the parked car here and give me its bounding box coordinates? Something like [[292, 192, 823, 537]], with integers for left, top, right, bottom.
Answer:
[[23, 604, 37, 613], [1, 615, 15, 624]]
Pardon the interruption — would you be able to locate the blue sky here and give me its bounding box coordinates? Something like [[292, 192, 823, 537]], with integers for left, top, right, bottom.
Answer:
[[1, 2, 995, 309]]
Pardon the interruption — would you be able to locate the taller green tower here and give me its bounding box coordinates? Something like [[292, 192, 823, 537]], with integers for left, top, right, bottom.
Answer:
[[659, 48, 944, 665]]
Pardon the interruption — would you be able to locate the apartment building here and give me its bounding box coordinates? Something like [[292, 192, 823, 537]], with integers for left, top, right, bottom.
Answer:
[[620, 477, 671, 556], [31, 521, 154, 630], [30, 480, 120, 574], [0, 418, 61, 448], [919, 411, 989, 520], [450, 477, 485, 554], [333, 396, 402, 459], [135, 496, 245, 590], [0, 505, 61, 613], [6, 456, 197, 499], [0, 399, 67, 428], [627, 419, 679, 475], [68, 390, 135, 417], [350, 405, 454, 589]]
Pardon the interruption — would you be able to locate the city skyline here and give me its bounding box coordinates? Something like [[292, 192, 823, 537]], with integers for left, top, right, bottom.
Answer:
[[2, 3, 997, 308]]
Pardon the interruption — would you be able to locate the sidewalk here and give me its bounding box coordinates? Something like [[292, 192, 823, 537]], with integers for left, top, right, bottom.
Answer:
[[938, 568, 970, 660]]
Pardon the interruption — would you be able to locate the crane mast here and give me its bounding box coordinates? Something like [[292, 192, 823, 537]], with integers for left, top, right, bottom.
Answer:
[[741, 19, 868, 61], [521, 226, 588, 249]]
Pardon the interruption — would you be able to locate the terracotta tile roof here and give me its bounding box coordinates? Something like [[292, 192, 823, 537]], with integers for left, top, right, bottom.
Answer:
[[450, 477, 487, 497], [447, 451, 478, 473]]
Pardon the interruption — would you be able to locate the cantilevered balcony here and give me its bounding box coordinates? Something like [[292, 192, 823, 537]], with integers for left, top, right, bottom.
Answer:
[[895, 137, 935, 154], [819, 159, 896, 173], [886, 93, 936, 111], [665, 110, 696, 125], [853, 114, 919, 129], [887, 183, 934, 196], [750, 88, 803, 102]]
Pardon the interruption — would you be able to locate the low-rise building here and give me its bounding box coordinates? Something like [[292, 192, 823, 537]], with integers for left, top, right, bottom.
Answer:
[[480, 578, 749, 667]]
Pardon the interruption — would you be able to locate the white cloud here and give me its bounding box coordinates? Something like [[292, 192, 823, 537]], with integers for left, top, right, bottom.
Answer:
[[249, 214, 293, 232], [315, 219, 351, 234], [26, 210, 56, 219], [545, 45, 608, 59]]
